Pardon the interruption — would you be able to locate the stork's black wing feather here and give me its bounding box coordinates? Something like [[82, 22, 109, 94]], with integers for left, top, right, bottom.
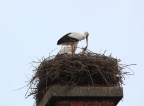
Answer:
[[57, 33, 79, 45]]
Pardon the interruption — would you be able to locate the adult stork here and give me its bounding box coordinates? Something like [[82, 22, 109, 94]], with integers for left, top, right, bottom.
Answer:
[[57, 32, 89, 55]]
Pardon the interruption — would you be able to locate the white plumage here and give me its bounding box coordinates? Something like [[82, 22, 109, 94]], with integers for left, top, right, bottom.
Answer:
[[68, 32, 86, 40], [58, 45, 78, 55], [57, 32, 89, 55], [58, 46, 72, 55]]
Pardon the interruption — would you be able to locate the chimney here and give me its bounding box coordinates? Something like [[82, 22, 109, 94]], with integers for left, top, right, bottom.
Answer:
[[37, 86, 123, 106]]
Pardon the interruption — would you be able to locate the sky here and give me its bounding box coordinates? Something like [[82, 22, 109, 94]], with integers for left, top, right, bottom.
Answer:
[[0, 0, 144, 106]]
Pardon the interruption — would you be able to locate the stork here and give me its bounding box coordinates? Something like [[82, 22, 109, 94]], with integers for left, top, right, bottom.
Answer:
[[58, 45, 77, 55], [57, 32, 89, 55]]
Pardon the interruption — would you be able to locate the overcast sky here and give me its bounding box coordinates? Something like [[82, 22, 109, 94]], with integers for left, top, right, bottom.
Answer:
[[0, 0, 144, 106]]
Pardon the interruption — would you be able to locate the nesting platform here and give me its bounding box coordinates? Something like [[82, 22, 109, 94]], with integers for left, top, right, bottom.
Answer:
[[28, 52, 125, 105]]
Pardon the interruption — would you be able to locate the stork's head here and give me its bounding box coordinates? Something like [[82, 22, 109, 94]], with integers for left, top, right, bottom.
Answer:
[[84, 32, 89, 47]]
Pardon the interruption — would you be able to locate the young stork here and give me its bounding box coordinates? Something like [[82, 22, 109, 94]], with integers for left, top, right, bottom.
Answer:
[[58, 45, 77, 55], [57, 32, 89, 55]]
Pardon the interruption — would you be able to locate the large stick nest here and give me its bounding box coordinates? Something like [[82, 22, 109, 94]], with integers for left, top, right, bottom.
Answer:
[[27, 51, 130, 104]]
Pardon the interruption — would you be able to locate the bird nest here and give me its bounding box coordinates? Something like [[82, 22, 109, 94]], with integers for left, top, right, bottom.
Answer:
[[27, 51, 132, 104]]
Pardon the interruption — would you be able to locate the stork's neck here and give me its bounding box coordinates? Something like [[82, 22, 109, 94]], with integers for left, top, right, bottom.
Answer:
[[84, 33, 88, 39], [84, 34, 87, 38]]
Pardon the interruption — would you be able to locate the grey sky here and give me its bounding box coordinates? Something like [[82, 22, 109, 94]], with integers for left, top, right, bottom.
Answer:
[[0, 0, 144, 106]]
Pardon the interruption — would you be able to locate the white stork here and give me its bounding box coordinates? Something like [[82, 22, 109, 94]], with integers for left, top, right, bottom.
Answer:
[[57, 32, 89, 55], [58, 45, 77, 55]]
